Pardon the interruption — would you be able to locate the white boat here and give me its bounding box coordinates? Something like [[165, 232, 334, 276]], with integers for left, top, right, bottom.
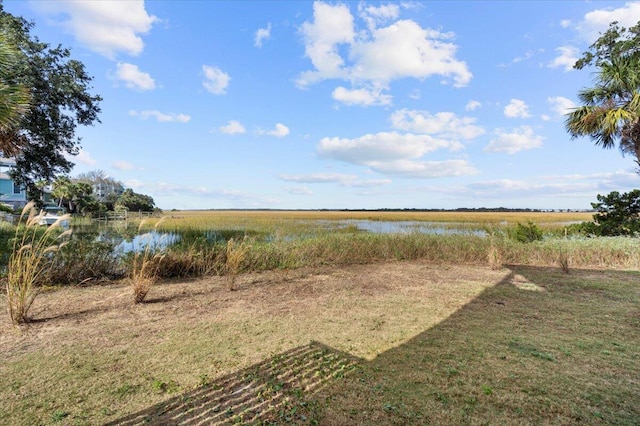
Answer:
[[38, 213, 69, 227]]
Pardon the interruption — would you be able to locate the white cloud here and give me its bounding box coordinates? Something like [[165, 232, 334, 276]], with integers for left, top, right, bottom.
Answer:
[[465, 100, 481, 111], [279, 173, 357, 184], [219, 120, 246, 135], [349, 20, 472, 87], [131, 181, 278, 206], [547, 96, 576, 117], [466, 170, 640, 198], [560, 19, 571, 28], [484, 126, 544, 154], [358, 3, 400, 31], [255, 22, 272, 47], [578, 2, 640, 42], [466, 179, 594, 197], [72, 149, 97, 166], [318, 132, 462, 165], [504, 99, 531, 118], [316, 131, 475, 178], [332, 86, 392, 106], [267, 123, 290, 137], [390, 109, 485, 140], [129, 110, 191, 123], [365, 159, 477, 178], [286, 186, 313, 195], [202, 65, 230, 95], [32, 0, 157, 58], [297, 2, 471, 104], [114, 62, 155, 91], [113, 160, 135, 171], [298, 1, 354, 85], [278, 173, 391, 187], [548, 46, 579, 72]]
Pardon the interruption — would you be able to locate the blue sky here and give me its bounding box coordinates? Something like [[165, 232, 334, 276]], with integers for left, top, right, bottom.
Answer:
[[5, 1, 640, 210]]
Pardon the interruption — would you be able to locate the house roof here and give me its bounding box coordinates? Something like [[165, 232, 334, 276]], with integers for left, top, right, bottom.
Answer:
[[0, 157, 17, 167]]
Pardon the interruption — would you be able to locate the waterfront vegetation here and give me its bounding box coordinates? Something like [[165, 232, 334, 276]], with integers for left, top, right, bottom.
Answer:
[[0, 210, 639, 424], [2, 209, 640, 286]]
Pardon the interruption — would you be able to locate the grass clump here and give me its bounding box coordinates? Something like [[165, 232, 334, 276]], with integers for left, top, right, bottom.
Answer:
[[129, 218, 166, 303], [225, 237, 250, 290], [5, 201, 71, 324]]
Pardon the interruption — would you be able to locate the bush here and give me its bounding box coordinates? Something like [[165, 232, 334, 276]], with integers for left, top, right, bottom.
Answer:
[[47, 239, 124, 284], [590, 189, 640, 236], [510, 221, 544, 243]]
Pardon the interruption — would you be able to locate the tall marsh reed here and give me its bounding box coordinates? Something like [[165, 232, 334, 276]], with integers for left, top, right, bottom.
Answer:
[[225, 237, 250, 290], [5, 202, 71, 324], [129, 218, 166, 303]]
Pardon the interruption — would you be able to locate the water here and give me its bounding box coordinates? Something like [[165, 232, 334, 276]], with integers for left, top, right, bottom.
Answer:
[[313, 219, 487, 236], [114, 231, 180, 254], [71, 219, 486, 255]]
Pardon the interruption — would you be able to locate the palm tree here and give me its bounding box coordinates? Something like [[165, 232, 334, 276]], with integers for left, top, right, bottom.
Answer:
[[0, 31, 30, 157], [565, 52, 640, 168]]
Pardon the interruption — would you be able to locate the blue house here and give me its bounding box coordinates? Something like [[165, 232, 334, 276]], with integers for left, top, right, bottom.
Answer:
[[0, 157, 27, 209]]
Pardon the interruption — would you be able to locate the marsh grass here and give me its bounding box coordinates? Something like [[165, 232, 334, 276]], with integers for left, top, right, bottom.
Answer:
[[487, 237, 504, 270], [5, 202, 71, 324], [3, 210, 634, 285], [225, 236, 251, 290], [129, 218, 166, 303]]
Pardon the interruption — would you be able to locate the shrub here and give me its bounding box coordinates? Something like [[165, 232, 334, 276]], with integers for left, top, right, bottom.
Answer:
[[510, 221, 544, 243], [47, 239, 123, 284], [590, 189, 640, 236]]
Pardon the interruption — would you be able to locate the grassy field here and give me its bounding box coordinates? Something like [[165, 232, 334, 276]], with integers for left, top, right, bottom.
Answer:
[[160, 209, 593, 232], [0, 210, 638, 424], [0, 261, 638, 424]]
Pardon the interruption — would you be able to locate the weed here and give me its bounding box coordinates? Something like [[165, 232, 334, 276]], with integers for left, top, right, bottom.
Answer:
[[482, 385, 493, 395], [151, 378, 179, 394], [129, 218, 166, 303], [5, 202, 71, 324], [225, 236, 250, 291], [51, 410, 69, 422], [557, 248, 570, 273], [114, 383, 137, 397], [198, 373, 210, 387], [487, 236, 503, 270]]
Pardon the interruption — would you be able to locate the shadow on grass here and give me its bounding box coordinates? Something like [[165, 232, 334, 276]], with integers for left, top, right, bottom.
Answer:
[[303, 265, 640, 424], [105, 341, 360, 425], [106, 265, 640, 425]]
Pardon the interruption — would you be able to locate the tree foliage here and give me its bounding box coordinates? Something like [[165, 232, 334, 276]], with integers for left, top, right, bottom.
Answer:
[[585, 189, 640, 236], [0, 6, 101, 201], [51, 176, 98, 214], [0, 30, 30, 156], [116, 189, 156, 213], [565, 21, 640, 170]]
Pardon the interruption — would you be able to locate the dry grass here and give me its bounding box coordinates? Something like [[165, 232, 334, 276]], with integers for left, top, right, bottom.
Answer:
[[0, 261, 637, 424], [4, 202, 71, 324], [0, 261, 503, 424], [164, 209, 592, 226], [224, 237, 250, 291], [129, 219, 166, 303]]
